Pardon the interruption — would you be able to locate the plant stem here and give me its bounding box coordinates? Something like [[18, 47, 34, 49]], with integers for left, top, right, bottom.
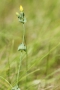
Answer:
[[23, 23, 28, 90], [17, 52, 22, 85], [22, 24, 25, 43]]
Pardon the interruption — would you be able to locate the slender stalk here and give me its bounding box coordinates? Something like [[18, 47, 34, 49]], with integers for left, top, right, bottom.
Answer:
[[23, 23, 28, 90], [17, 52, 22, 85], [22, 24, 25, 43]]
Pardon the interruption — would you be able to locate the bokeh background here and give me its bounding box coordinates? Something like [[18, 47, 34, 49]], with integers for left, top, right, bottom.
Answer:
[[0, 0, 60, 90]]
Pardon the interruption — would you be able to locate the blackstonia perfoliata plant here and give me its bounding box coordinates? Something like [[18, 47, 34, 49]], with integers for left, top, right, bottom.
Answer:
[[11, 5, 28, 90], [16, 5, 27, 51]]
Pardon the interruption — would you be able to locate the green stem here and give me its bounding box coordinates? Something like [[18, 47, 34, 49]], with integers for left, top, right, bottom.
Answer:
[[23, 23, 28, 90], [22, 24, 25, 43], [17, 52, 22, 85]]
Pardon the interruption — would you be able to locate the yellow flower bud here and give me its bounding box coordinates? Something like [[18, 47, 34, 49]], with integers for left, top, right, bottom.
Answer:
[[16, 12, 19, 16], [20, 5, 23, 12]]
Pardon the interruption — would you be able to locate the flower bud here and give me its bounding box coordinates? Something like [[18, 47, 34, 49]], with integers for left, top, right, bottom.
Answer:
[[20, 5, 23, 12]]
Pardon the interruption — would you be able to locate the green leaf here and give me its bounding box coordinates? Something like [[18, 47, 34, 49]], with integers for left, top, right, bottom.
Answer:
[[18, 43, 26, 51]]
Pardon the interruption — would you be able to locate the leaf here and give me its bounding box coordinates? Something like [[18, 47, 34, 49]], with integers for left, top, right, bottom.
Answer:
[[18, 43, 26, 51]]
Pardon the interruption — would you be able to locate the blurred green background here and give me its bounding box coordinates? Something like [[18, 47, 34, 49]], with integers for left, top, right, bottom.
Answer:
[[0, 0, 60, 90]]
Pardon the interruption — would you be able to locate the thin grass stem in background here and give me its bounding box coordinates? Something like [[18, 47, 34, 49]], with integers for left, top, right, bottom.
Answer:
[[0, 76, 12, 88]]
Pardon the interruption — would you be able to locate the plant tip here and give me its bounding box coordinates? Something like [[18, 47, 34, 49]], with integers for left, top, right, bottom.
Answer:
[[20, 5, 23, 12]]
